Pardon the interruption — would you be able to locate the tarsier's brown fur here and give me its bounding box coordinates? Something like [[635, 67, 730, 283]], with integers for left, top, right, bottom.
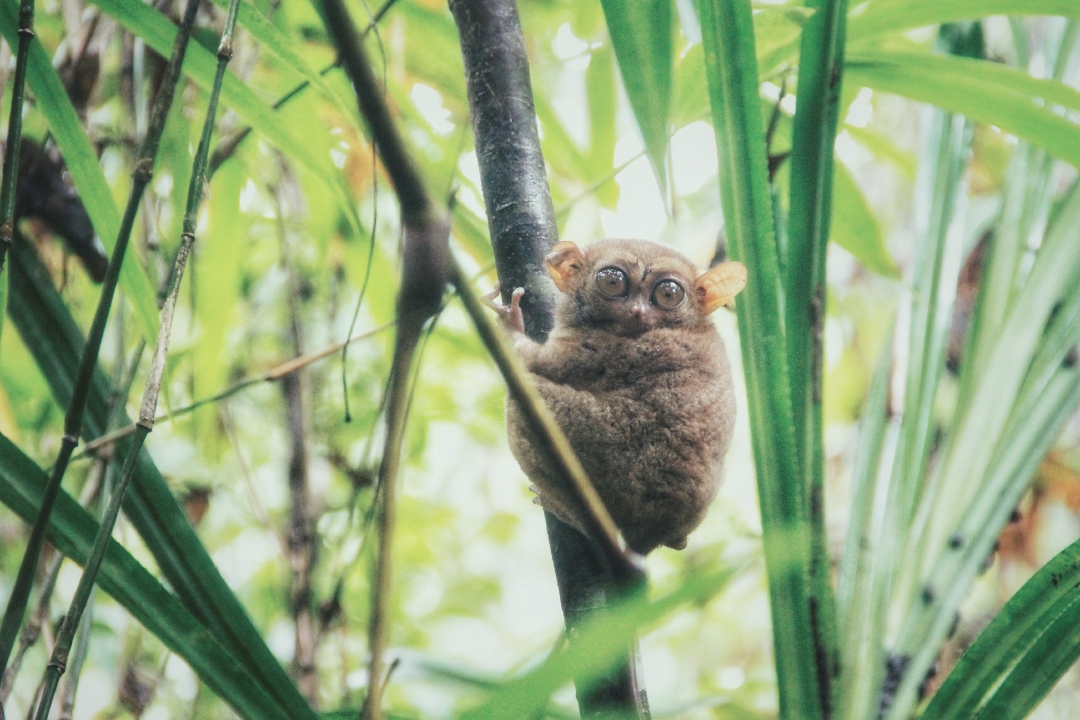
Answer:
[[503, 239, 746, 554]]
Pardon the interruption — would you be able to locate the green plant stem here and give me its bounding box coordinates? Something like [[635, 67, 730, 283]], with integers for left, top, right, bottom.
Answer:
[[695, 0, 819, 717], [0, 0, 201, 676], [0, 0, 33, 275], [316, 2, 453, 717], [362, 328, 416, 720], [33, 425, 149, 720], [785, 0, 847, 713]]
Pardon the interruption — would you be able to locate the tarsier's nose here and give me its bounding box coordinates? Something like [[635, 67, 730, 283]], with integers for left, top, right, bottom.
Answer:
[[629, 298, 648, 320]]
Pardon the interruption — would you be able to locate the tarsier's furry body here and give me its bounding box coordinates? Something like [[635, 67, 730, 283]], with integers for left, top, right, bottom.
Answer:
[[503, 239, 745, 554]]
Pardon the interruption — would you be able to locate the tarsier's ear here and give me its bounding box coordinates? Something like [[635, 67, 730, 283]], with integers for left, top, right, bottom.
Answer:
[[694, 261, 747, 315], [546, 241, 585, 293]]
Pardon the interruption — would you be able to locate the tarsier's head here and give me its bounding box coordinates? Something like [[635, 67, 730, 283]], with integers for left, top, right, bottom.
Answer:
[[546, 238, 747, 337]]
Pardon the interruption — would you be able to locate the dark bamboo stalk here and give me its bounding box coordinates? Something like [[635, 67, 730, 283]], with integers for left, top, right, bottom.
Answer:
[[0, 0, 201, 678], [0, 0, 34, 275], [447, 1, 648, 716]]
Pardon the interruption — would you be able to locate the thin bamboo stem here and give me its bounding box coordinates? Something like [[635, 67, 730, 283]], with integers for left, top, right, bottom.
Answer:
[[0, 0, 34, 275]]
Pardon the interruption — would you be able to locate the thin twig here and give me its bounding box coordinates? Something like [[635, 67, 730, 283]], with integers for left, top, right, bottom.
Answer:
[[220, 403, 289, 553], [76, 322, 394, 458]]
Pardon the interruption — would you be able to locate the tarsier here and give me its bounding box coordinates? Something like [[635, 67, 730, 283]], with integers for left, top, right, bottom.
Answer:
[[496, 239, 747, 555]]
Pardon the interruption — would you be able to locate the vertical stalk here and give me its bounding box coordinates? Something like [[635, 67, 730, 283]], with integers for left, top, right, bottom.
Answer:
[[695, 0, 821, 717], [29, 0, 241, 715], [316, 3, 451, 718], [786, 0, 847, 713], [361, 332, 416, 720], [448, 0, 647, 716], [0, 0, 201, 676], [0, 0, 34, 275]]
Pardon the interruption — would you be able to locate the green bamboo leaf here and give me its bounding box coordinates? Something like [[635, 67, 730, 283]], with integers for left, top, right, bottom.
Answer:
[[832, 161, 897, 277], [600, 0, 672, 194], [6, 239, 320, 720], [854, 49, 1080, 113], [922, 536, 1080, 720], [0, 434, 294, 720], [845, 51, 1080, 167], [976, 591, 1080, 720], [88, 0, 365, 238], [0, 0, 159, 345], [586, 40, 619, 208], [785, 0, 847, 710], [849, 0, 1080, 41], [193, 161, 244, 451], [835, 330, 898, 720], [694, 0, 821, 717]]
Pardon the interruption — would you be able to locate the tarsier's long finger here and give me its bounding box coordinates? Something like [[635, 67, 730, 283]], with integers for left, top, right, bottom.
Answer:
[[505, 287, 525, 333], [482, 283, 527, 333], [482, 281, 504, 312]]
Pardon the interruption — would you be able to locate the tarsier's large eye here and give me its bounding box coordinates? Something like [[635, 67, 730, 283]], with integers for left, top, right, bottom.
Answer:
[[652, 279, 685, 309], [595, 267, 629, 297]]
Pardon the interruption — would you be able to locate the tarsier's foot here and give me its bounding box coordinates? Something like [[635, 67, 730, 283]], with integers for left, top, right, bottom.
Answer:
[[665, 536, 689, 551], [484, 283, 526, 333]]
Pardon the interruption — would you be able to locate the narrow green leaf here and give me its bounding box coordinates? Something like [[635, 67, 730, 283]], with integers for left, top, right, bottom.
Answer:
[[836, 330, 900, 720], [785, 0, 847, 712], [977, 591, 1080, 720], [922, 536, 1080, 720], [831, 161, 897, 277], [694, 0, 820, 717], [0, 0, 159, 345], [849, 0, 1080, 41], [855, 49, 1080, 114], [88, 0, 365, 239], [0, 435, 294, 720], [845, 51, 1080, 167], [600, 0, 672, 194]]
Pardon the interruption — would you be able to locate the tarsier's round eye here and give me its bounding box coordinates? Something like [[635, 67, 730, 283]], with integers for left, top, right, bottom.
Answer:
[[595, 267, 629, 297], [652, 279, 685, 309]]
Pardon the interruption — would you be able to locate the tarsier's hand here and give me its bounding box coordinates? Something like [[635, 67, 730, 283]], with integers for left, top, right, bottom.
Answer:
[[484, 282, 526, 334]]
